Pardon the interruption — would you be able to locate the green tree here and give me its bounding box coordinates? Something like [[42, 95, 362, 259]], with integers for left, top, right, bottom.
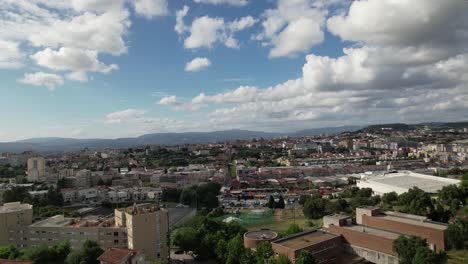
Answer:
[[446, 219, 468, 249], [254, 242, 273, 264], [172, 227, 198, 252], [397, 187, 433, 216], [275, 254, 292, 264], [276, 195, 285, 209], [65, 251, 84, 264], [393, 236, 446, 264], [412, 246, 447, 264], [303, 197, 327, 219], [267, 195, 276, 209], [282, 224, 303, 237], [226, 234, 246, 264], [438, 185, 464, 206], [0, 245, 20, 259], [295, 250, 318, 264], [382, 191, 399, 205]]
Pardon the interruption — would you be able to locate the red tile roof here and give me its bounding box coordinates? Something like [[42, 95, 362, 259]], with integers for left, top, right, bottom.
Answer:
[[97, 248, 139, 263], [0, 260, 32, 264]]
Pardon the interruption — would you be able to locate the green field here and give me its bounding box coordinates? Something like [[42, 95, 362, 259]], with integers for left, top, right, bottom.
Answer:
[[448, 250, 468, 264], [247, 215, 322, 233]]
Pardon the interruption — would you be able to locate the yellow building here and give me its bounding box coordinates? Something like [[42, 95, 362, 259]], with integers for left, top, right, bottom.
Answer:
[[115, 204, 169, 261]]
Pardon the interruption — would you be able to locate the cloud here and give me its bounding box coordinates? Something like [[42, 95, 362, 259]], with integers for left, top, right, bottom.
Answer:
[[0, 0, 135, 86], [18, 72, 64, 91], [159, 96, 180, 105], [193, 0, 249, 7], [66, 71, 89, 82], [0, 40, 23, 69], [104, 109, 147, 124], [257, 0, 326, 58], [183, 15, 257, 49], [185, 57, 211, 72], [31, 47, 118, 76], [160, 1, 468, 132], [175, 5, 190, 34], [131, 0, 169, 19]]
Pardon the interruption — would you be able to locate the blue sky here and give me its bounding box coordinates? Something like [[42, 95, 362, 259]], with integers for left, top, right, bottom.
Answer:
[[1, 0, 468, 141]]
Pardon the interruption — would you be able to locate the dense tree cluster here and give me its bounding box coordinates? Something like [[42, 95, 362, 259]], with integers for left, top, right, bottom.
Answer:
[[0, 164, 25, 178], [179, 182, 221, 209], [0, 241, 70, 264], [393, 236, 447, 264]]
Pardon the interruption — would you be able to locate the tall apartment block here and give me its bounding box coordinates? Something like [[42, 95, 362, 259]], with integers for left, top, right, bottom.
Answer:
[[115, 204, 169, 261], [26, 157, 46, 182]]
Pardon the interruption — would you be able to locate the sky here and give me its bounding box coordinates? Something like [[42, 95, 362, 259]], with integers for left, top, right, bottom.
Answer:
[[0, 0, 468, 142]]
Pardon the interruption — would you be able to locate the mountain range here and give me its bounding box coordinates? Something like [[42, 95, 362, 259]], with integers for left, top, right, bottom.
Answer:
[[0, 126, 361, 153], [1, 121, 466, 153]]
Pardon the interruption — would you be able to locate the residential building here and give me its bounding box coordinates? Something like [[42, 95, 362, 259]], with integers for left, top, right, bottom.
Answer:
[[26, 157, 46, 182], [114, 204, 169, 262]]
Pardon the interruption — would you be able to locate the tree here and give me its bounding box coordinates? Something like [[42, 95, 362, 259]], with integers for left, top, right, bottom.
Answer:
[[303, 197, 327, 219], [296, 250, 318, 264], [446, 219, 468, 249], [438, 185, 464, 206], [275, 254, 292, 264], [65, 240, 103, 264], [0, 245, 20, 259], [393, 236, 427, 264], [382, 191, 399, 205], [397, 187, 433, 216], [412, 246, 447, 264], [268, 195, 276, 209], [254, 242, 273, 264], [226, 234, 246, 264], [276, 195, 285, 209], [393, 236, 446, 264], [172, 227, 198, 253], [282, 224, 303, 237]]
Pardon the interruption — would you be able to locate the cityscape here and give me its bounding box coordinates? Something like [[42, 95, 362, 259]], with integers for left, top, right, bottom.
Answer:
[[1, 1, 468, 264]]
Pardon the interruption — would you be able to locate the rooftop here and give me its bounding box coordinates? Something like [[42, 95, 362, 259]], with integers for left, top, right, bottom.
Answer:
[[378, 213, 448, 230], [97, 248, 140, 263], [272, 230, 338, 250], [360, 171, 459, 193], [0, 202, 32, 213], [244, 230, 278, 240], [341, 225, 401, 240]]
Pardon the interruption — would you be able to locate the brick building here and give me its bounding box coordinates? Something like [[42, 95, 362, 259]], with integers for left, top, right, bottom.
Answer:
[[271, 230, 343, 264]]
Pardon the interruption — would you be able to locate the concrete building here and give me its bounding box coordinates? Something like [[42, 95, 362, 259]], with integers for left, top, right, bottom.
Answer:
[[357, 170, 460, 195], [0, 202, 33, 245], [26, 157, 46, 182], [114, 204, 169, 262]]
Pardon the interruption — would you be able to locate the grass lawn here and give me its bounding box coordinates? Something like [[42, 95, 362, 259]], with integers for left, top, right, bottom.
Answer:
[[247, 215, 322, 233], [447, 250, 468, 264]]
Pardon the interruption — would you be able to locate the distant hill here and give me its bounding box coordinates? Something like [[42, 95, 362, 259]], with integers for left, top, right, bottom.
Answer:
[[291, 125, 363, 137], [1, 122, 465, 153], [0, 126, 363, 153], [359, 121, 468, 133]]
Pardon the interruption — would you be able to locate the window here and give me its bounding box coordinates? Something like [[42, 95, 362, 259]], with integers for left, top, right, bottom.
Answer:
[[114, 232, 119, 236], [114, 240, 119, 245]]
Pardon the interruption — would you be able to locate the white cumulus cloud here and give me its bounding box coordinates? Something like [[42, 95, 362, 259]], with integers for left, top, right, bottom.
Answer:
[[131, 0, 169, 19], [18, 72, 64, 91], [193, 0, 249, 7], [104, 109, 147, 124], [31, 47, 118, 75], [185, 57, 211, 72]]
